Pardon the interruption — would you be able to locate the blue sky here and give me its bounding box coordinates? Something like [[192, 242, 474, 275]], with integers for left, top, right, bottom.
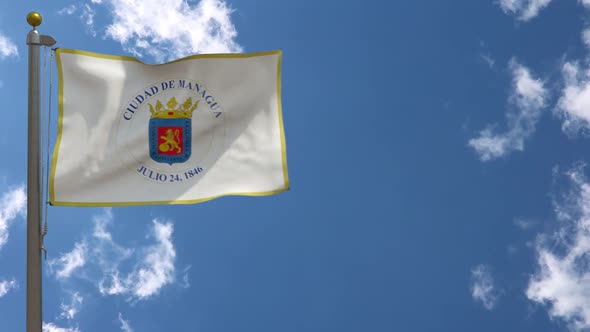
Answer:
[[2, 0, 590, 331]]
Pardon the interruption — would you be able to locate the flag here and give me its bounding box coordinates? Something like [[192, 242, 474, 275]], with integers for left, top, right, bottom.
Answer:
[[50, 49, 288, 206]]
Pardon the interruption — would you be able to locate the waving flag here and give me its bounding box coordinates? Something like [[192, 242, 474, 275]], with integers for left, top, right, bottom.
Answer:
[[50, 49, 288, 206]]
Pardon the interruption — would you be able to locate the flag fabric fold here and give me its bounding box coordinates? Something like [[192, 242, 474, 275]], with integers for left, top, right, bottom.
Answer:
[[50, 49, 288, 206]]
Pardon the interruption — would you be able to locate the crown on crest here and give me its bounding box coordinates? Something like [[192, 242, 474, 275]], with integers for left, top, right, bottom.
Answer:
[[149, 97, 199, 119]]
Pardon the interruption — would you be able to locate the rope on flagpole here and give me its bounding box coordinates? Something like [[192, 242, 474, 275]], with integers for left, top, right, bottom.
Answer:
[[40, 47, 54, 260], [40, 46, 45, 213], [40, 46, 47, 260]]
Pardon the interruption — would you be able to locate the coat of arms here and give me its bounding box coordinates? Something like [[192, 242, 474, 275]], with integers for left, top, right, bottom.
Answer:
[[148, 97, 198, 165]]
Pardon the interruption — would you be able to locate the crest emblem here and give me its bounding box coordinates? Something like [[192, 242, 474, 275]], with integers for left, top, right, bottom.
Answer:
[[148, 97, 198, 165]]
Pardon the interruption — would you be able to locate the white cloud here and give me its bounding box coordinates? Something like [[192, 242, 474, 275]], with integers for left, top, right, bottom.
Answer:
[[98, 271, 127, 296], [468, 130, 510, 161], [507, 244, 519, 255], [93, 212, 112, 241], [133, 220, 175, 298], [582, 28, 590, 50], [555, 61, 590, 135], [0, 186, 26, 251], [498, 0, 553, 21], [57, 5, 77, 15], [42, 323, 80, 332], [118, 312, 133, 332], [99, 219, 176, 300], [480, 54, 496, 69], [0, 279, 17, 297], [181, 265, 191, 288], [91, 209, 133, 271], [550, 3, 590, 136], [514, 218, 538, 230], [60, 292, 83, 320], [58, 4, 97, 36], [469, 60, 547, 161], [0, 33, 18, 59], [51, 209, 177, 301], [470, 264, 500, 310], [88, 0, 242, 61], [527, 165, 590, 330], [48, 242, 88, 280], [81, 4, 97, 37], [49, 209, 136, 283]]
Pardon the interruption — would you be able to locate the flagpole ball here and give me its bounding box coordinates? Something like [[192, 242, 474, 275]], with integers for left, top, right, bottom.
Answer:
[[26, 12, 42, 28]]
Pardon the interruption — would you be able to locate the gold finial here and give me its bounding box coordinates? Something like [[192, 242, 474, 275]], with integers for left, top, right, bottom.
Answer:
[[26, 12, 42, 28]]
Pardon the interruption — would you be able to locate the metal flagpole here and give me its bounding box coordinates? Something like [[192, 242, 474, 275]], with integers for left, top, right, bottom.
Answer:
[[26, 12, 55, 332]]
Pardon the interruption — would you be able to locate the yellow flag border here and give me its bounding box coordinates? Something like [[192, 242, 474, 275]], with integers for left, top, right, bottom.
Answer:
[[49, 48, 289, 206]]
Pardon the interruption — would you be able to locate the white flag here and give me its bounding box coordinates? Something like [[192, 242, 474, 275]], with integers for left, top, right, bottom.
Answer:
[[50, 49, 288, 206]]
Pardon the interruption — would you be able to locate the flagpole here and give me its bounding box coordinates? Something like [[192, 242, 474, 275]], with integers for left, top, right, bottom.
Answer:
[[26, 12, 55, 332]]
